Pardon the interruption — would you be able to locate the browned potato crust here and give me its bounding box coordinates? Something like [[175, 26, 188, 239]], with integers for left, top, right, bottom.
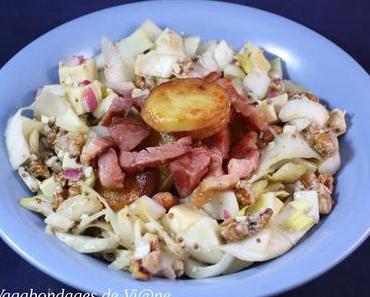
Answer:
[[141, 78, 230, 133]]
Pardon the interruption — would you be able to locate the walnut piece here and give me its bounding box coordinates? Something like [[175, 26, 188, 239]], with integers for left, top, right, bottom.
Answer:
[[152, 192, 179, 210], [29, 159, 50, 179], [257, 125, 283, 149], [45, 125, 59, 145], [305, 93, 320, 102], [220, 209, 273, 243], [309, 130, 337, 158], [130, 259, 151, 281], [235, 181, 255, 207], [326, 109, 347, 136], [299, 172, 335, 215], [68, 132, 86, 157], [68, 181, 81, 197]]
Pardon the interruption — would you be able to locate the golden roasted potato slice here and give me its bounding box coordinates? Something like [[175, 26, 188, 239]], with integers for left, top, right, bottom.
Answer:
[[141, 78, 230, 133]]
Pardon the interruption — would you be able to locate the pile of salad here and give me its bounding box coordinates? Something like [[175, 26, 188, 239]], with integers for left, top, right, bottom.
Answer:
[[6, 20, 347, 280]]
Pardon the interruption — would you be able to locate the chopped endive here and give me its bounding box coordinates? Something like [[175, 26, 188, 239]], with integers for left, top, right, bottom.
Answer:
[[279, 98, 329, 127], [56, 233, 119, 253], [183, 217, 224, 264], [128, 195, 166, 222], [155, 28, 185, 56], [214, 40, 234, 68], [289, 199, 311, 212], [139, 19, 162, 41], [20, 195, 53, 217], [246, 192, 284, 218], [285, 211, 314, 231], [5, 110, 31, 169], [29, 128, 39, 154], [251, 180, 269, 199], [62, 154, 82, 169], [55, 108, 89, 133], [202, 191, 239, 220], [223, 64, 245, 79], [39, 176, 58, 199], [184, 36, 201, 58], [288, 118, 311, 131], [237, 43, 271, 74], [45, 212, 75, 233], [243, 71, 271, 99], [269, 57, 283, 79], [258, 100, 278, 123], [59, 58, 97, 86], [235, 54, 253, 73], [253, 128, 320, 180], [293, 190, 319, 222], [93, 92, 118, 119], [117, 28, 154, 63], [267, 93, 288, 113], [268, 162, 309, 183]]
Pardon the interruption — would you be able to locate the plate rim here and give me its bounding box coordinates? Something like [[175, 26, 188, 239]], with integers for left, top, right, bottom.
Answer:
[[0, 1, 369, 296]]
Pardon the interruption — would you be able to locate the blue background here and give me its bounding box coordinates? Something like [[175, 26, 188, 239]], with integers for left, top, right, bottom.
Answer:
[[0, 0, 369, 296]]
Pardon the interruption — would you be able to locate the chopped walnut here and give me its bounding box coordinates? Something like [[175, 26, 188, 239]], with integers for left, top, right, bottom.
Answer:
[[235, 181, 255, 207], [308, 130, 337, 158], [54, 193, 65, 208], [257, 125, 283, 148], [326, 109, 347, 136], [318, 173, 334, 192], [55, 172, 66, 188], [152, 192, 179, 210], [220, 209, 273, 243], [300, 171, 317, 189], [134, 75, 156, 90], [68, 132, 85, 157], [317, 183, 333, 215], [130, 259, 151, 281], [28, 158, 50, 179], [305, 93, 320, 102], [268, 78, 283, 94], [299, 172, 335, 215], [68, 181, 81, 197], [45, 125, 59, 145], [173, 58, 192, 76]]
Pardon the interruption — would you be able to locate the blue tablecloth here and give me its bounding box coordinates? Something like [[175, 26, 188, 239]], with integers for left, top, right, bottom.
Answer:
[[0, 0, 369, 296]]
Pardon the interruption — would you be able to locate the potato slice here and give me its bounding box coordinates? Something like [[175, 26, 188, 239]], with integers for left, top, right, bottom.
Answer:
[[141, 78, 230, 133], [175, 118, 227, 139]]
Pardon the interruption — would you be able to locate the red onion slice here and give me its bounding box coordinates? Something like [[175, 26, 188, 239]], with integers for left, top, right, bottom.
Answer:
[[63, 169, 82, 181], [80, 80, 91, 86], [223, 209, 231, 220], [85, 88, 98, 112]]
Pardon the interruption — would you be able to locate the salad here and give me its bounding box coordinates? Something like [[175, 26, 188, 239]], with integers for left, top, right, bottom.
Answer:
[[5, 20, 347, 280]]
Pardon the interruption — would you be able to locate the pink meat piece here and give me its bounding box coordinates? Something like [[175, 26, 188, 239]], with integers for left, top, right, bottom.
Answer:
[[109, 121, 150, 152], [215, 78, 268, 131], [80, 136, 114, 164], [229, 131, 258, 159], [101, 97, 133, 127], [206, 149, 224, 177], [203, 125, 230, 158], [227, 150, 260, 179], [119, 136, 193, 173], [199, 149, 260, 193], [98, 148, 125, 189], [200, 174, 238, 193], [169, 147, 211, 197], [203, 71, 222, 83], [133, 94, 149, 110]]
